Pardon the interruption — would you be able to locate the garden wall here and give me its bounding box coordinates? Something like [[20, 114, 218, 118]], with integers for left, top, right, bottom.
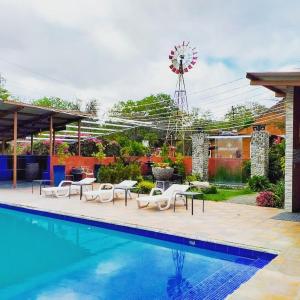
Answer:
[[50, 155, 193, 180]]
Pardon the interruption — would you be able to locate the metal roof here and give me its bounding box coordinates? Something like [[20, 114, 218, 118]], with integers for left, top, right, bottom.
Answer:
[[246, 71, 300, 96], [0, 100, 90, 141]]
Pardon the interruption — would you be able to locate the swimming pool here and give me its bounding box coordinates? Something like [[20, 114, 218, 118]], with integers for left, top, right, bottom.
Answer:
[[0, 204, 276, 300]]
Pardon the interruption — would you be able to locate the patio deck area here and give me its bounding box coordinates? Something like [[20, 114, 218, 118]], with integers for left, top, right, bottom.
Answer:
[[1, 185, 300, 299]]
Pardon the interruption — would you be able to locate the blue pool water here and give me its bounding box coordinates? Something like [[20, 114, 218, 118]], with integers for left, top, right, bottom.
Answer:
[[0, 205, 276, 300]]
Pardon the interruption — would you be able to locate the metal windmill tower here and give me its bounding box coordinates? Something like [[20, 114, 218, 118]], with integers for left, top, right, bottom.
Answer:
[[165, 42, 198, 150]]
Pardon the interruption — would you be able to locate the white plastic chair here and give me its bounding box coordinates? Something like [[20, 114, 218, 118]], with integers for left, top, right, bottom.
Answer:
[[136, 184, 190, 211], [83, 180, 137, 202]]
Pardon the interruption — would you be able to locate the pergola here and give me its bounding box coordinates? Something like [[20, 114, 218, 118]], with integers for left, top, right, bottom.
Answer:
[[0, 100, 89, 188], [247, 72, 300, 212]]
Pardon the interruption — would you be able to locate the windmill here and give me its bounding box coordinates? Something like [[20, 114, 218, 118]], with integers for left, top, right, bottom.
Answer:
[[165, 42, 198, 153]]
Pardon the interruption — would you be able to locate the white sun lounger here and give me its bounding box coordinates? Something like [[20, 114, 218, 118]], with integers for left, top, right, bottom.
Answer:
[[136, 184, 190, 211], [42, 180, 79, 198], [83, 180, 137, 203], [42, 177, 96, 198]]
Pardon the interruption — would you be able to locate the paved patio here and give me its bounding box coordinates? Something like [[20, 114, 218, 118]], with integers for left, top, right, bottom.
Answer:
[[1, 185, 300, 299]]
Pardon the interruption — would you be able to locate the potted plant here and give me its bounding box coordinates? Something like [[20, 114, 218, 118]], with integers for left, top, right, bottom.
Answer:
[[92, 142, 106, 179], [152, 162, 174, 181], [53, 142, 71, 186]]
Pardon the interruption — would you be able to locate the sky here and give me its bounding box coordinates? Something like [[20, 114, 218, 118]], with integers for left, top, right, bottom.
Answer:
[[0, 0, 299, 117]]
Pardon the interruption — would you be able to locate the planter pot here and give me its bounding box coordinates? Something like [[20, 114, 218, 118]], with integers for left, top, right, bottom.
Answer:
[[94, 164, 101, 180], [25, 163, 39, 180], [53, 165, 65, 186], [152, 167, 174, 181]]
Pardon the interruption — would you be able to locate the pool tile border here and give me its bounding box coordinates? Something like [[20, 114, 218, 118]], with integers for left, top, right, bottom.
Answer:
[[0, 202, 277, 262]]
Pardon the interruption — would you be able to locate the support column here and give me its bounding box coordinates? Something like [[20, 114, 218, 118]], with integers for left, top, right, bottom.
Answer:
[[30, 134, 34, 155], [1, 140, 5, 154], [53, 130, 55, 155], [13, 112, 18, 188], [78, 120, 81, 156], [250, 129, 269, 177], [49, 115, 53, 158], [285, 87, 300, 212], [192, 131, 209, 180]]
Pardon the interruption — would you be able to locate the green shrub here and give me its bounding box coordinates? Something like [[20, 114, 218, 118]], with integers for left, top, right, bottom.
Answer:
[[269, 180, 284, 208], [136, 181, 155, 194], [120, 141, 147, 156], [268, 140, 285, 183], [242, 160, 251, 183], [186, 173, 202, 182], [171, 153, 186, 178], [202, 185, 217, 194], [98, 162, 141, 184], [248, 176, 270, 192]]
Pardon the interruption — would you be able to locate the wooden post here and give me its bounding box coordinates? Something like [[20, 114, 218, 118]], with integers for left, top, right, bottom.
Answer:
[[78, 120, 81, 156], [53, 130, 55, 155], [13, 112, 18, 188], [1, 140, 5, 154], [30, 134, 33, 155], [49, 115, 53, 158]]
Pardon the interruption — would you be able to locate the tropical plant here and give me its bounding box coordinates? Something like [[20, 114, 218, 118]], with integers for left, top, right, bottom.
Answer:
[[92, 142, 106, 161], [256, 191, 275, 207], [97, 162, 141, 184], [80, 138, 102, 157], [56, 142, 71, 164], [104, 140, 121, 156], [186, 173, 202, 182], [170, 153, 186, 178], [242, 160, 251, 182], [153, 162, 170, 168], [136, 181, 155, 194], [269, 180, 285, 208], [120, 141, 147, 157], [248, 176, 270, 192], [268, 139, 285, 183], [201, 185, 217, 194]]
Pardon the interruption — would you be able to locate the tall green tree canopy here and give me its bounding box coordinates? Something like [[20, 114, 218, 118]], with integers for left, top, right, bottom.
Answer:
[[0, 87, 10, 101], [31, 97, 81, 111], [224, 102, 267, 129]]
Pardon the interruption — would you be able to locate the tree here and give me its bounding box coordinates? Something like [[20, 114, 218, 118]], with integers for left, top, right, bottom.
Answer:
[[85, 99, 98, 116], [224, 102, 267, 129], [0, 87, 10, 101], [31, 97, 80, 111], [108, 94, 177, 147]]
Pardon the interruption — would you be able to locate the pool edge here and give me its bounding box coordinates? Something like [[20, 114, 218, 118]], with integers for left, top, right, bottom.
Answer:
[[0, 202, 277, 261]]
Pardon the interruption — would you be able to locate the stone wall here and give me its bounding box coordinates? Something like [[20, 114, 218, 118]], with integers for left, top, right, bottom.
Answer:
[[192, 133, 209, 180], [250, 130, 269, 177]]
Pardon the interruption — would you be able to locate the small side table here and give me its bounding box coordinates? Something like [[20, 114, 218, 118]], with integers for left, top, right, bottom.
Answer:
[[174, 191, 204, 215], [70, 182, 94, 200], [32, 179, 52, 195], [113, 186, 132, 206]]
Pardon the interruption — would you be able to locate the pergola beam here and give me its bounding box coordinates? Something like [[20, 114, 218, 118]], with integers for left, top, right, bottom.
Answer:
[[250, 80, 300, 86]]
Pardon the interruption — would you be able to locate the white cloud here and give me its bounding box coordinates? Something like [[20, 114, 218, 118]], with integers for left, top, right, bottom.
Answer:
[[0, 0, 298, 116]]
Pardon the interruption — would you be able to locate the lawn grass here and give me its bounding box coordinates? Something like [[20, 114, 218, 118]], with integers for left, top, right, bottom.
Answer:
[[202, 188, 255, 202]]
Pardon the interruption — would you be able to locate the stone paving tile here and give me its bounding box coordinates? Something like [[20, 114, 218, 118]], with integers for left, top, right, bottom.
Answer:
[[0, 186, 300, 299]]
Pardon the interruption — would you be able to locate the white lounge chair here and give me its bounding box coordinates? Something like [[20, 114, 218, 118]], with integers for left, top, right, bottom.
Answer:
[[136, 184, 190, 211], [83, 180, 137, 203], [42, 180, 79, 198]]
